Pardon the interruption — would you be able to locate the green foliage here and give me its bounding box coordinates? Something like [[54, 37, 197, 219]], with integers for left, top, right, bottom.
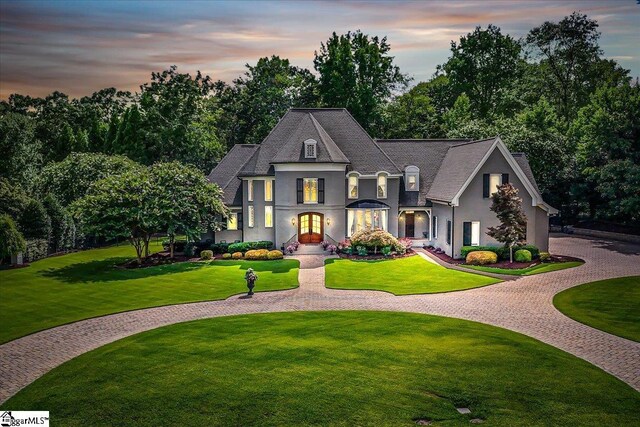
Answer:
[[487, 184, 528, 262], [0, 112, 42, 192], [19, 198, 51, 240], [350, 228, 400, 253], [42, 194, 71, 253], [39, 152, 140, 206], [222, 252, 232, 259], [462, 244, 539, 261], [382, 83, 442, 138], [24, 238, 48, 262], [539, 252, 551, 262], [466, 251, 498, 265], [199, 250, 213, 260], [0, 214, 26, 259], [314, 30, 408, 133], [0, 178, 29, 219], [381, 246, 392, 257], [228, 241, 273, 253], [514, 249, 532, 263]]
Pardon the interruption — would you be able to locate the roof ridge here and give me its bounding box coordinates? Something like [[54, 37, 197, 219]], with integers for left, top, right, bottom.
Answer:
[[450, 136, 498, 148], [376, 138, 472, 142], [290, 107, 347, 111]]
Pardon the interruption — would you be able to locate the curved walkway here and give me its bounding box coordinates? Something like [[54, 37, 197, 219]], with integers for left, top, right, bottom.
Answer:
[[1, 235, 639, 403]]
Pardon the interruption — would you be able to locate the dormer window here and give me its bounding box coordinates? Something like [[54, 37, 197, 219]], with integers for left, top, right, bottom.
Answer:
[[405, 166, 419, 191], [304, 139, 317, 159]]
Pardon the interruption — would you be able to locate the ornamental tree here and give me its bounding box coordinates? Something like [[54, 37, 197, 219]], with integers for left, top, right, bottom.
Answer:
[[487, 183, 528, 263], [149, 161, 228, 257], [0, 214, 26, 261]]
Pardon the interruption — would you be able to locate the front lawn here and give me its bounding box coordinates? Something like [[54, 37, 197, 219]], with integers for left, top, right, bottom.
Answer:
[[4, 311, 638, 426], [325, 255, 500, 294], [554, 276, 640, 342], [463, 261, 584, 276], [0, 243, 298, 344]]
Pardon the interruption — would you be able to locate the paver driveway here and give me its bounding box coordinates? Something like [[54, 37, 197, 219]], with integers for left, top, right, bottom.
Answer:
[[1, 234, 639, 403]]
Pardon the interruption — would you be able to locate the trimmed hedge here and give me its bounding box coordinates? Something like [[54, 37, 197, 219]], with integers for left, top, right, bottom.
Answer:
[[539, 252, 551, 262], [267, 249, 284, 260], [231, 252, 243, 259], [200, 250, 213, 260], [514, 249, 532, 263], [245, 249, 269, 260], [210, 242, 229, 254], [466, 251, 498, 265], [461, 244, 540, 261], [228, 241, 273, 253], [222, 253, 232, 259]]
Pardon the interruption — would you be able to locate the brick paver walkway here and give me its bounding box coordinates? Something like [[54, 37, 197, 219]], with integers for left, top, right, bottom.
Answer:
[[1, 235, 639, 403]]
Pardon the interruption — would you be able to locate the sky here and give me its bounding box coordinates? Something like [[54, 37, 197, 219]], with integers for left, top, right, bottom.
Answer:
[[1, 0, 638, 99]]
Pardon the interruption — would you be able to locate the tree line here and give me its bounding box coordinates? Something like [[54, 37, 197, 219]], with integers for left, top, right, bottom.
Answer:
[[1, 11, 638, 262]]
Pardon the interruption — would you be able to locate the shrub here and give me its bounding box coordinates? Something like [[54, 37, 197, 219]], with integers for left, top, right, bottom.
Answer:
[[518, 244, 540, 259], [195, 239, 214, 253], [231, 251, 243, 259], [351, 228, 399, 253], [19, 198, 51, 240], [466, 250, 498, 265], [285, 244, 295, 254], [200, 250, 213, 260], [514, 249, 532, 263], [245, 249, 269, 260], [210, 242, 229, 254], [356, 245, 367, 256], [228, 241, 273, 253], [397, 237, 413, 250], [539, 252, 551, 262], [381, 246, 392, 256], [222, 252, 232, 259], [184, 243, 195, 257], [327, 244, 337, 254], [162, 239, 188, 252], [24, 238, 48, 262], [0, 214, 26, 259], [292, 241, 300, 249], [267, 249, 284, 260], [338, 239, 351, 250], [461, 244, 539, 261], [461, 245, 499, 258], [320, 240, 330, 250]]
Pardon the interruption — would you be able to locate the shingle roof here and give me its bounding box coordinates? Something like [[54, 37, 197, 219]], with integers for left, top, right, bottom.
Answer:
[[426, 138, 498, 203], [376, 139, 468, 206], [207, 144, 259, 206], [512, 152, 541, 194]]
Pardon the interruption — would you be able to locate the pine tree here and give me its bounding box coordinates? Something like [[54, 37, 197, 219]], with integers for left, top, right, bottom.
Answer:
[[486, 183, 527, 262]]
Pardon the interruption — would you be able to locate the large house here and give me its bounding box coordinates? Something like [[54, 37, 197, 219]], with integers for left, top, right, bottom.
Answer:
[[206, 108, 557, 258]]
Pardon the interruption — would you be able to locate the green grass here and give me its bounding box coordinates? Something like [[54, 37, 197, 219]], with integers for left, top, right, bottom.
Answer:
[[325, 255, 500, 295], [3, 311, 638, 426], [554, 276, 640, 342], [0, 243, 298, 344], [463, 261, 584, 276]]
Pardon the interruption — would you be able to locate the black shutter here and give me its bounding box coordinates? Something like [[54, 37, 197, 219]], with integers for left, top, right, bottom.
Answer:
[[237, 212, 243, 230], [296, 178, 303, 204], [502, 173, 509, 185], [463, 222, 471, 246], [446, 220, 452, 245], [318, 178, 325, 204], [483, 174, 490, 198]]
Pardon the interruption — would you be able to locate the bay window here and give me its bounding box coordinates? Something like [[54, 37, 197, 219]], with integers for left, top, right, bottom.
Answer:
[[347, 208, 388, 237]]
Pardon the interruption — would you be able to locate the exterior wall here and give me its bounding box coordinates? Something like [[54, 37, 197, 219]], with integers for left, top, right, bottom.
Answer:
[[347, 176, 400, 237], [243, 178, 276, 244], [534, 206, 549, 252], [430, 203, 454, 257], [454, 149, 544, 258], [397, 210, 429, 239], [274, 169, 347, 247], [214, 206, 244, 243]]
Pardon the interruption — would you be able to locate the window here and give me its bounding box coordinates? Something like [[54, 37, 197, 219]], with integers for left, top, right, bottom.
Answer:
[[446, 220, 452, 245], [303, 178, 318, 203], [377, 173, 387, 198], [483, 173, 509, 198], [432, 216, 438, 239], [227, 213, 238, 230], [489, 174, 501, 195], [247, 180, 253, 202], [265, 206, 273, 228], [247, 206, 254, 228], [348, 174, 358, 199], [347, 209, 388, 237], [471, 221, 480, 246], [304, 139, 317, 159], [264, 180, 273, 202], [405, 166, 419, 191]]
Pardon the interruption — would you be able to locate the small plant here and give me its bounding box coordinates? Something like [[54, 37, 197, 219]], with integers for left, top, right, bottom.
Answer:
[[267, 249, 284, 259], [292, 241, 300, 250], [514, 249, 532, 263], [327, 244, 337, 254], [200, 250, 213, 260], [320, 240, 330, 250], [338, 239, 351, 251], [397, 237, 413, 250], [231, 251, 243, 259], [466, 251, 498, 265], [222, 252, 232, 259], [539, 252, 551, 262], [381, 246, 392, 257], [286, 244, 295, 254], [356, 245, 367, 256]]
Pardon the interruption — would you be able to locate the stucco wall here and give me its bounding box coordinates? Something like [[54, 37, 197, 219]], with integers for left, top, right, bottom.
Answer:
[[243, 178, 276, 244], [398, 210, 429, 239], [535, 206, 549, 252]]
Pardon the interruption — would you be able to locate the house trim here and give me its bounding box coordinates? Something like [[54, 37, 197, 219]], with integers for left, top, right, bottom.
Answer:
[[274, 163, 347, 172]]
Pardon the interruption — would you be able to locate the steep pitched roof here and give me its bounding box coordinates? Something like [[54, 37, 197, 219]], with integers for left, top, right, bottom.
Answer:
[[512, 152, 541, 194], [271, 112, 349, 163], [426, 138, 498, 203], [207, 144, 259, 206]]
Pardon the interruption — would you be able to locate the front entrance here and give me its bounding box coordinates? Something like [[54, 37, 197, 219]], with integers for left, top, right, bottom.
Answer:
[[298, 212, 323, 244], [405, 213, 415, 238]]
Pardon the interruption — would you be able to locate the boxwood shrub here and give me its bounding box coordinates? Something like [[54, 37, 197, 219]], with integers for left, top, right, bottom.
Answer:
[[228, 241, 273, 253], [514, 249, 532, 262], [465, 250, 498, 265], [461, 244, 539, 261]]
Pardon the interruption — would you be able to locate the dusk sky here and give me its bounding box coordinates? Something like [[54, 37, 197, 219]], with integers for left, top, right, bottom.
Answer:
[[1, 0, 638, 99]]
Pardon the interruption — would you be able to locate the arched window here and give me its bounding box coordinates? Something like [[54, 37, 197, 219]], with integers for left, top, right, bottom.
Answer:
[[405, 166, 419, 191], [348, 173, 359, 199], [304, 139, 317, 159], [377, 173, 387, 199]]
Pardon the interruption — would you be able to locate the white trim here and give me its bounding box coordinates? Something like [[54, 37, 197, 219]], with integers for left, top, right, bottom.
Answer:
[[274, 163, 347, 172], [240, 176, 274, 180], [450, 138, 543, 207], [304, 138, 317, 159]]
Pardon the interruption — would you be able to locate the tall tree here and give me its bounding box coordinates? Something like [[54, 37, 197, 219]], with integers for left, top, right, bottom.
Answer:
[[0, 113, 42, 193], [314, 30, 408, 133], [382, 83, 442, 139], [440, 25, 523, 119], [0, 214, 26, 261], [487, 183, 528, 263]]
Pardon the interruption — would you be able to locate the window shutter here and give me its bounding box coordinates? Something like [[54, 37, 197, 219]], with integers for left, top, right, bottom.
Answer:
[[318, 178, 325, 204], [237, 212, 243, 230], [502, 173, 509, 185], [446, 220, 452, 245], [483, 174, 490, 198], [463, 222, 471, 246], [296, 178, 303, 204]]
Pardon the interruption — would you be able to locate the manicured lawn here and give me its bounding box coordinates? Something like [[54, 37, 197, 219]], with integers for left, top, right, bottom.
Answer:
[[0, 243, 298, 344], [325, 255, 500, 294], [554, 276, 640, 342], [463, 261, 584, 276], [4, 311, 638, 426]]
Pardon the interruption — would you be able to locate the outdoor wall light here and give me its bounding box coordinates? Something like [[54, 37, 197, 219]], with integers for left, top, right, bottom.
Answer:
[[291, 217, 296, 226], [326, 217, 331, 226]]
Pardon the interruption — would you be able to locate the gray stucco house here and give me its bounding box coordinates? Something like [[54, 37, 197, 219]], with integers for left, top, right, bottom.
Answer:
[[206, 108, 557, 258]]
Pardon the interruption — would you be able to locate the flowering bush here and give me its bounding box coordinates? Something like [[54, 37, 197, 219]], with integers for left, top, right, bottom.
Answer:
[[350, 228, 399, 254], [397, 237, 413, 250], [338, 239, 351, 250], [292, 241, 300, 250], [320, 240, 330, 250], [286, 244, 295, 254], [395, 242, 407, 255], [327, 244, 337, 254]]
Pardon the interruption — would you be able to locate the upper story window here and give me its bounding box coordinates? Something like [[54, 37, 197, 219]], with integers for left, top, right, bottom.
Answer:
[[227, 212, 238, 230], [405, 166, 419, 191], [303, 178, 318, 203], [483, 173, 509, 198], [304, 139, 317, 159], [247, 179, 254, 201], [264, 179, 273, 202], [348, 173, 359, 199], [377, 173, 387, 199], [247, 206, 254, 228]]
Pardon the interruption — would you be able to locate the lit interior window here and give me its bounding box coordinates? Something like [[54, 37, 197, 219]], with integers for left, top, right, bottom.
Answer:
[[377, 174, 387, 198], [303, 178, 318, 203], [348, 175, 358, 198], [227, 213, 238, 230], [265, 206, 273, 228]]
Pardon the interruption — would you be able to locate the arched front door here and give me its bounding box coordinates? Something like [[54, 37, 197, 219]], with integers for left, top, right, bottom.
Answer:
[[298, 212, 323, 244]]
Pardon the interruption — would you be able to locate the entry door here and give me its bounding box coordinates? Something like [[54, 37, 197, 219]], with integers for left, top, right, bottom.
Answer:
[[299, 213, 323, 243], [405, 213, 415, 238]]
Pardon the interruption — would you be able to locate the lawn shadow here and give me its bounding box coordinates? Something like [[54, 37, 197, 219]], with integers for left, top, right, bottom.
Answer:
[[217, 260, 298, 274], [40, 258, 207, 283]]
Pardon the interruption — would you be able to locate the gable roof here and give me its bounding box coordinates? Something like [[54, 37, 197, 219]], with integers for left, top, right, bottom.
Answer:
[[512, 152, 541, 194], [271, 112, 349, 164], [207, 144, 259, 206]]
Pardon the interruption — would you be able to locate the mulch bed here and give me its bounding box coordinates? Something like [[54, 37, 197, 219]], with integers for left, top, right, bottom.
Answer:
[[337, 250, 416, 260], [423, 247, 464, 264], [423, 246, 584, 269], [116, 251, 201, 269]]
